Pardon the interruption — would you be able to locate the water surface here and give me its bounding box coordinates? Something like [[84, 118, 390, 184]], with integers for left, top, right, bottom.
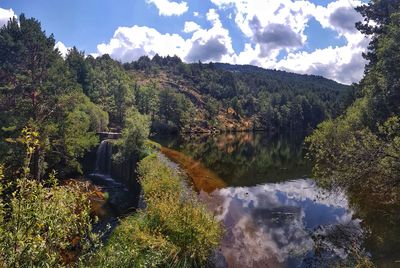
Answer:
[[154, 132, 400, 267]]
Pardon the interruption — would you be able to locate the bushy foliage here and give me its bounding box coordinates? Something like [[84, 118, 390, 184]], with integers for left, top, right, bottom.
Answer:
[[0, 179, 98, 267], [307, 1, 400, 203], [307, 116, 400, 198], [157, 88, 196, 131], [135, 83, 160, 118], [90, 214, 178, 268], [93, 154, 222, 267], [113, 108, 151, 163], [90, 56, 135, 125], [60, 92, 109, 174], [134, 83, 197, 133], [0, 128, 99, 267]]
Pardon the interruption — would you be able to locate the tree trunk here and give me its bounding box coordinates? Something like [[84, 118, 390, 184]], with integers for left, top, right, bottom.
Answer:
[[31, 147, 41, 180]]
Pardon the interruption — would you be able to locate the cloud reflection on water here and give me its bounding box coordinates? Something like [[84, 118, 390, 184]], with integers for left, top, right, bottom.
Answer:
[[200, 179, 363, 268]]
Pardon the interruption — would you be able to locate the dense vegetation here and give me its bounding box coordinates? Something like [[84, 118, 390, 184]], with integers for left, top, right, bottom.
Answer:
[[0, 12, 350, 180], [0, 15, 108, 180], [0, 128, 100, 266], [93, 154, 222, 267], [0, 14, 222, 267], [307, 0, 400, 204], [306, 3, 400, 260]]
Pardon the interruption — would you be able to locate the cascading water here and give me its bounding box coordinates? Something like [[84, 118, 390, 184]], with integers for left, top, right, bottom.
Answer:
[[89, 138, 142, 216], [95, 140, 113, 175], [89, 138, 142, 240], [90, 140, 122, 187]]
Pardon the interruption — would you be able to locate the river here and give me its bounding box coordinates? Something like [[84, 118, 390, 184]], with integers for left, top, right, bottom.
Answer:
[[153, 132, 400, 268]]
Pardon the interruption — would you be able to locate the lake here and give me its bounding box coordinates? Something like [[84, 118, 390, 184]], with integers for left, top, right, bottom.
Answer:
[[153, 132, 400, 268]]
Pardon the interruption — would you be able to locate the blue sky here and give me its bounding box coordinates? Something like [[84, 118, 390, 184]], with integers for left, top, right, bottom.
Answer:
[[0, 0, 370, 84]]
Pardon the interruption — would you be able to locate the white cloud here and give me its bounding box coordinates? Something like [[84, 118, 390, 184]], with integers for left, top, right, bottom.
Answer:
[[274, 43, 368, 85], [97, 25, 189, 62], [185, 9, 234, 62], [55, 41, 71, 58], [209, 0, 369, 84], [208, 0, 318, 64], [146, 0, 188, 16], [97, 0, 369, 84], [0, 7, 16, 27], [209, 0, 235, 7], [213, 0, 316, 41], [313, 0, 364, 45], [96, 9, 234, 64], [183, 21, 202, 33], [270, 0, 369, 85], [206, 8, 220, 24]]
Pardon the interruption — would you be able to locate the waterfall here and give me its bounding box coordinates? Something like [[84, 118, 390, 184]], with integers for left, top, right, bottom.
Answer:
[[95, 140, 113, 175], [90, 140, 118, 186], [89, 139, 141, 215]]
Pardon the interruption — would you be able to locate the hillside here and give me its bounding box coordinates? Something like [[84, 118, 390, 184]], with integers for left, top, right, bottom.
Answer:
[[123, 56, 353, 133], [213, 63, 350, 90]]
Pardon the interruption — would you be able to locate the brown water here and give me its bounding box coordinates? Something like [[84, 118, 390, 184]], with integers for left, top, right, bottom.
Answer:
[[153, 132, 400, 268]]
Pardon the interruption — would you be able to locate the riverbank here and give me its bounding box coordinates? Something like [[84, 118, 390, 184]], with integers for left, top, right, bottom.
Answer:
[[91, 152, 222, 267]]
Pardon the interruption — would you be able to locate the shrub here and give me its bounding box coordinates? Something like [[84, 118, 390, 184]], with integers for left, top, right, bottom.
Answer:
[[89, 214, 178, 268], [306, 115, 400, 203], [0, 128, 100, 267], [0, 179, 99, 267]]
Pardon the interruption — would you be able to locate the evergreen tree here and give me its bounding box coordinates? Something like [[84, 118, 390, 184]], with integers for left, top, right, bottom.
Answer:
[[0, 14, 108, 179], [307, 0, 400, 202]]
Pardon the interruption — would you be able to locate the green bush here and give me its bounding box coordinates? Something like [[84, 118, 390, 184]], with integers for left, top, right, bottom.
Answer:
[[93, 154, 222, 267], [0, 128, 99, 267], [0, 129, 99, 267], [90, 214, 178, 268], [306, 115, 400, 202], [113, 108, 151, 163], [0, 178, 98, 267]]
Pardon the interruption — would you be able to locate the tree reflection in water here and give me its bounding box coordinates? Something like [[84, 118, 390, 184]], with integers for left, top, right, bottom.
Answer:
[[153, 132, 311, 186]]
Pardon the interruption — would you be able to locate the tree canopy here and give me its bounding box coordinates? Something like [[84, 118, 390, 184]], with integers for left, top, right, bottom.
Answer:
[[307, 0, 400, 203]]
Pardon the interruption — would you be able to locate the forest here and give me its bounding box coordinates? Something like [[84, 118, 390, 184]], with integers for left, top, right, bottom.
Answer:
[[0, 0, 399, 266]]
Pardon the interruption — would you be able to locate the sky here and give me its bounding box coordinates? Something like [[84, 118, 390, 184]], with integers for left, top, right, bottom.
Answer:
[[0, 0, 370, 84]]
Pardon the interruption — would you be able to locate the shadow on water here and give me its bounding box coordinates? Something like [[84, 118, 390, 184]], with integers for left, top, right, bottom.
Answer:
[[153, 131, 400, 268]]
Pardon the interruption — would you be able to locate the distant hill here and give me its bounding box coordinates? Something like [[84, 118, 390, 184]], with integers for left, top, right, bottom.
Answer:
[[122, 56, 354, 133], [213, 63, 349, 90]]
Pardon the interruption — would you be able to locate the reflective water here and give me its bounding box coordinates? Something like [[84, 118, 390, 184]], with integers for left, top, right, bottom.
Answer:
[[155, 132, 311, 186], [153, 132, 400, 268]]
